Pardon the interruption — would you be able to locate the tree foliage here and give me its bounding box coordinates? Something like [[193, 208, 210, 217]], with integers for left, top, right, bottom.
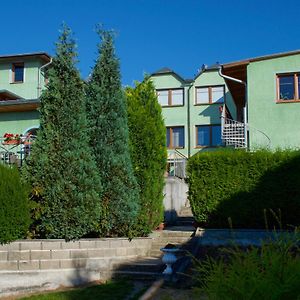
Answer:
[[126, 78, 167, 235], [22, 25, 102, 240], [0, 165, 30, 244], [86, 28, 139, 236]]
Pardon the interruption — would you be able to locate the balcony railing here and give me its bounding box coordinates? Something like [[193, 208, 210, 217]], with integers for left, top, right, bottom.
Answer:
[[0, 135, 36, 166]]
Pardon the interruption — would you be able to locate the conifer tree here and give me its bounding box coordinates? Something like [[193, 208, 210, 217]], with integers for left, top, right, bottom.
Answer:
[[86, 29, 139, 237], [126, 78, 167, 235], [22, 25, 102, 240]]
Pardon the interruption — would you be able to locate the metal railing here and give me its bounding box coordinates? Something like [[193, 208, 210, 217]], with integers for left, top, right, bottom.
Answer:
[[221, 116, 247, 148], [0, 135, 36, 166], [167, 149, 187, 179]]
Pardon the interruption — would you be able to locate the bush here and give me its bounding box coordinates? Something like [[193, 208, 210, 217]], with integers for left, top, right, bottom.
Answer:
[[193, 232, 300, 300], [86, 28, 139, 237], [126, 78, 167, 235], [22, 25, 102, 240], [187, 149, 300, 228], [0, 165, 30, 243]]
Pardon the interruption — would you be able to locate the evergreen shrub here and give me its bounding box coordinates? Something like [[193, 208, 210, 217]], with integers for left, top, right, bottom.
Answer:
[[187, 149, 300, 228], [22, 25, 102, 240], [126, 78, 167, 235], [0, 165, 30, 243], [86, 28, 139, 237]]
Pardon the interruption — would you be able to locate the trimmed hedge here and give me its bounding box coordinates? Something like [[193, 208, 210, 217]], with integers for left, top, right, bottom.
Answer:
[[187, 149, 300, 229], [0, 165, 30, 243]]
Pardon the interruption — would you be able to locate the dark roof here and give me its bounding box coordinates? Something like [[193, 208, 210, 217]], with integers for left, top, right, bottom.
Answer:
[[152, 67, 174, 74], [151, 67, 192, 83], [0, 90, 23, 100], [0, 98, 40, 106], [223, 49, 300, 68], [194, 63, 221, 79], [0, 52, 51, 63]]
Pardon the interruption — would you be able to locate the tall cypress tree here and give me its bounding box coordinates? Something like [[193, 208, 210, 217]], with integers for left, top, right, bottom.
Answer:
[[126, 78, 167, 235], [22, 25, 102, 240], [86, 29, 139, 237]]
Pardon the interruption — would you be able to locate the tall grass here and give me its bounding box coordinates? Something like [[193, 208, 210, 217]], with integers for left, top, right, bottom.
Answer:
[[193, 231, 300, 300]]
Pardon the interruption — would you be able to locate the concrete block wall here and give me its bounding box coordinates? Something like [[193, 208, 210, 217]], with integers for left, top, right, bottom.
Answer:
[[0, 237, 153, 297]]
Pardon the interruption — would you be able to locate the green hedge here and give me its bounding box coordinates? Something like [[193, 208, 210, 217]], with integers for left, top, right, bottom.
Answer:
[[0, 165, 30, 243], [187, 150, 300, 229]]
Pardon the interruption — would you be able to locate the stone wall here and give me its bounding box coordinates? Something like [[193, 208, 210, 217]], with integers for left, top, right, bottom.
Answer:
[[0, 237, 152, 297]]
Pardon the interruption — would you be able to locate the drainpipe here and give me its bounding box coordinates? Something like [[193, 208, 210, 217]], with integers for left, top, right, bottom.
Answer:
[[37, 58, 53, 98], [218, 66, 248, 149], [187, 83, 193, 158]]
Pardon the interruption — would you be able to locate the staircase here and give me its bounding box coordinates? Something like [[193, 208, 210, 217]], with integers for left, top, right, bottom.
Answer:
[[221, 116, 247, 149], [111, 207, 195, 280]]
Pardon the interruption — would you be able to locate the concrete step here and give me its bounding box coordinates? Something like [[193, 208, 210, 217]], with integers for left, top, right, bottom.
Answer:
[[107, 270, 162, 280], [112, 257, 163, 273], [160, 229, 194, 238], [178, 207, 193, 217]]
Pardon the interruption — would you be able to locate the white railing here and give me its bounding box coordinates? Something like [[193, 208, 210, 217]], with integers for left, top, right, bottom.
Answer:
[[167, 149, 187, 179], [221, 104, 271, 149], [0, 135, 36, 166], [221, 116, 247, 148]]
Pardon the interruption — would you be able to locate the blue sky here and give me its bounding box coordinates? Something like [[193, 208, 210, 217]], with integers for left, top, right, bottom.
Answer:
[[2, 0, 300, 85]]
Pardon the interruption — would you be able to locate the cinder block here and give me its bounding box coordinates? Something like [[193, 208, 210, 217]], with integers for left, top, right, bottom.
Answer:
[[60, 258, 87, 269], [0, 260, 18, 270], [116, 248, 127, 256], [86, 258, 109, 271], [87, 249, 105, 258], [8, 251, 30, 261], [0, 251, 8, 260], [109, 240, 123, 248], [40, 259, 60, 270], [95, 240, 110, 248], [51, 250, 70, 259], [79, 240, 96, 249], [121, 239, 132, 247], [126, 248, 138, 256], [20, 241, 42, 250], [70, 249, 88, 259], [42, 241, 62, 250], [103, 248, 116, 257], [61, 241, 80, 249], [0, 242, 20, 251], [30, 250, 51, 260], [18, 260, 39, 271]]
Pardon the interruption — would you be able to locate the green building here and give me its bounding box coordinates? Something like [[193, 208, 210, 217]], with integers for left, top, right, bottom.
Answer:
[[1, 50, 300, 165], [0, 52, 51, 137], [222, 50, 300, 150], [151, 49, 300, 164], [0, 52, 51, 164]]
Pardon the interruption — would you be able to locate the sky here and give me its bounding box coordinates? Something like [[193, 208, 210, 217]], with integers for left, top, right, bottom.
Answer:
[[1, 0, 300, 86]]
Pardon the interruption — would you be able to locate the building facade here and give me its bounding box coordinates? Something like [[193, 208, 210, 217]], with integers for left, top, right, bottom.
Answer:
[[150, 65, 236, 160], [0, 52, 51, 138]]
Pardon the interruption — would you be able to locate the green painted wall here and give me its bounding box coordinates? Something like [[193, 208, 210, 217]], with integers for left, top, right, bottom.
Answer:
[[0, 58, 46, 99], [151, 74, 189, 157], [151, 70, 236, 158], [247, 54, 300, 149], [190, 70, 236, 156], [0, 111, 40, 137]]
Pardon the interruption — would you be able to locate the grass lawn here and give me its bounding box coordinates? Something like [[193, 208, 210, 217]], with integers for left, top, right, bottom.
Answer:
[[20, 280, 134, 300]]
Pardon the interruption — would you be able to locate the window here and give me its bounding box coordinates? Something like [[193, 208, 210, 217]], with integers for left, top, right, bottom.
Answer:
[[12, 63, 24, 83], [277, 73, 300, 102], [196, 125, 223, 147], [195, 85, 225, 104], [157, 89, 184, 106], [166, 126, 184, 148]]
